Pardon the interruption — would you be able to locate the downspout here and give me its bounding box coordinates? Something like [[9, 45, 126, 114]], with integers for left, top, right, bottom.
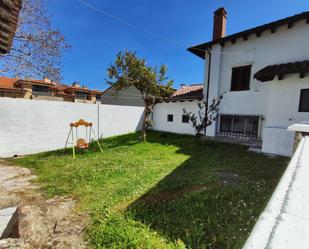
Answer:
[[204, 48, 212, 136]]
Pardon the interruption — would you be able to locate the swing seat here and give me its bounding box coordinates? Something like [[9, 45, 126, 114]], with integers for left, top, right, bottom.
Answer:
[[76, 138, 89, 149]]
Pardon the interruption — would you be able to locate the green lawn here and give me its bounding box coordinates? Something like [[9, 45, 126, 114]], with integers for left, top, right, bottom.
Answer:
[[9, 132, 288, 249]]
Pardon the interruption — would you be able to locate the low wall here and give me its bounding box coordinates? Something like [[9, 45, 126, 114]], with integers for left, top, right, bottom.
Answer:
[[0, 98, 144, 157], [262, 127, 295, 156], [243, 135, 309, 249]]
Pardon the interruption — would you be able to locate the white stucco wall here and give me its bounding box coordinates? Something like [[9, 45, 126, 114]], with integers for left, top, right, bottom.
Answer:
[[204, 19, 309, 156], [0, 98, 144, 157], [243, 136, 309, 249], [152, 101, 200, 135]]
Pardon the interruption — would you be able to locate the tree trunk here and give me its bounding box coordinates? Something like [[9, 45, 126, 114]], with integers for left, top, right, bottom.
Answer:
[[140, 114, 147, 142], [140, 100, 148, 142]]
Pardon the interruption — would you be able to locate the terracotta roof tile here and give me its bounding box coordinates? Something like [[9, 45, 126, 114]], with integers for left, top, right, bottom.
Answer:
[[0, 76, 21, 91], [172, 84, 203, 97], [0, 76, 103, 96], [164, 84, 204, 101]]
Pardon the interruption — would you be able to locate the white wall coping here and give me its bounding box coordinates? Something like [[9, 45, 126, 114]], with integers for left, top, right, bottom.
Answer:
[[243, 136, 309, 249], [288, 123, 309, 133]]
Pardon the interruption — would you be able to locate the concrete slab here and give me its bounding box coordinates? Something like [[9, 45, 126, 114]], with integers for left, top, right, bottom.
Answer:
[[0, 206, 17, 239]]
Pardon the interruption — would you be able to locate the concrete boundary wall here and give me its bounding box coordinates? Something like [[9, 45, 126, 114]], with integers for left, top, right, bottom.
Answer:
[[0, 98, 144, 157], [243, 136, 309, 249]]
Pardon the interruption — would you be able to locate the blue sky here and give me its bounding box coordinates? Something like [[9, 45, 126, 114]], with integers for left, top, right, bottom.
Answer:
[[49, 0, 308, 90]]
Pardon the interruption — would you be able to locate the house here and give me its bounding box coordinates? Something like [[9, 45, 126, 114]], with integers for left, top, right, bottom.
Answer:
[[152, 84, 203, 135], [0, 76, 102, 103], [63, 82, 102, 104], [186, 8, 309, 156], [0, 0, 22, 54], [101, 85, 144, 107]]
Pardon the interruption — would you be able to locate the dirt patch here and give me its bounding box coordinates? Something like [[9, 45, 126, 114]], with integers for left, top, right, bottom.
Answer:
[[0, 160, 88, 249], [215, 170, 241, 186]]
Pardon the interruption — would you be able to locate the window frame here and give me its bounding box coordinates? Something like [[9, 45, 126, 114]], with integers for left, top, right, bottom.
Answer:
[[298, 89, 309, 112], [75, 91, 88, 100], [230, 65, 252, 92], [167, 114, 173, 122], [218, 114, 261, 140], [182, 114, 189, 123]]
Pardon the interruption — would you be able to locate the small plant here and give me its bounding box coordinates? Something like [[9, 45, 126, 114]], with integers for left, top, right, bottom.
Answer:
[[183, 94, 224, 138]]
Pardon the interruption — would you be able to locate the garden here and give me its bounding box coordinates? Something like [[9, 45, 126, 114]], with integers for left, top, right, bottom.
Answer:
[[9, 131, 288, 249]]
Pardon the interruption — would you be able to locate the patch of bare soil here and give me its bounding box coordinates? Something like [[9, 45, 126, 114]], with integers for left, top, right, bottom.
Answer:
[[215, 170, 241, 186], [0, 160, 88, 249]]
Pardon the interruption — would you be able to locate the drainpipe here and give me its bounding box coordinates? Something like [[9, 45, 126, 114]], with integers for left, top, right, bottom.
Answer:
[[204, 48, 212, 136]]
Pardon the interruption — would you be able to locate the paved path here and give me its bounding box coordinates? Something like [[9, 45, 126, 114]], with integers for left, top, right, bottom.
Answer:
[[0, 160, 88, 249]]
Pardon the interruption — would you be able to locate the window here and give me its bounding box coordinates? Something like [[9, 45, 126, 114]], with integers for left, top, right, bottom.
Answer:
[[75, 91, 88, 100], [96, 94, 101, 101], [32, 85, 50, 92], [32, 85, 51, 96], [230, 65, 252, 91], [218, 114, 260, 140], [299, 89, 309, 112], [167, 114, 173, 122], [182, 115, 189, 123]]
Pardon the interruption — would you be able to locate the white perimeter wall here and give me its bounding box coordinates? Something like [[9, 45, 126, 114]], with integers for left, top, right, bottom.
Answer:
[[152, 101, 199, 135], [0, 98, 144, 157]]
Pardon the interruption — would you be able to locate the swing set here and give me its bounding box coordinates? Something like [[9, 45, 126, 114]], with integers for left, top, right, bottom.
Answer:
[[64, 119, 103, 158]]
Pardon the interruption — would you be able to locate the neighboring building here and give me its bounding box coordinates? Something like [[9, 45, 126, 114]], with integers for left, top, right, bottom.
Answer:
[[0, 76, 102, 103], [101, 85, 144, 107], [0, 0, 22, 54], [152, 84, 203, 135], [187, 8, 309, 156], [63, 82, 101, 104]]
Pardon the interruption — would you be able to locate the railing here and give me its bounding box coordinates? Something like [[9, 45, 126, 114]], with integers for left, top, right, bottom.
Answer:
[[217, 114, 262, 140]]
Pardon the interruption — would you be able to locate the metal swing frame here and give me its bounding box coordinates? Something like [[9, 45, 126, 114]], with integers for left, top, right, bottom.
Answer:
[[64, 119, 103, 158]]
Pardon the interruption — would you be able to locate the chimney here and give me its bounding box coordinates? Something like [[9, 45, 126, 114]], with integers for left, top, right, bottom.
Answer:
[[43, 76, 51, 83], [72, 82, 80, 88], [213, 7, 227, 40]]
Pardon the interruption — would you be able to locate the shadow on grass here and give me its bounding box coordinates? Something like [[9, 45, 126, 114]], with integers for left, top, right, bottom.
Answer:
[[123, 131, 287, 249]]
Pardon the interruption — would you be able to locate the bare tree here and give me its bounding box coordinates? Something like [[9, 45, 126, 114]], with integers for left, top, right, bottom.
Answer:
[[183, 94, 224, 138], [0, 0, 70, 81]]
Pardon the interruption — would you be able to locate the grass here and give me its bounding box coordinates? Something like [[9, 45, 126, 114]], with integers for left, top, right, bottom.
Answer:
[[8, 131, 288, 249]]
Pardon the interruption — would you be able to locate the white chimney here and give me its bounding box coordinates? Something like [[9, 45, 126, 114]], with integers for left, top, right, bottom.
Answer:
[[43, 76, 51, 83], [72, 82, 80, 88]]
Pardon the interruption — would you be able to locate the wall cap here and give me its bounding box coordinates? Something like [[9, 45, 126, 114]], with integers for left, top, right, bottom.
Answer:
[[288, 123, 309, 133]]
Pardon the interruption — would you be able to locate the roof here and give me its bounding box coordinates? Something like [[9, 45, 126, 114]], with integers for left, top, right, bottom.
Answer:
[[0, 76, 22, 92], [254, 61, 309, 82], [64, 86, 91, 93], [0, 0, 22, 54], [188, 11, 309, 58], [166, 84, 203, 101], [0, 76, 103, 95], [16, 79, 56, 87]]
